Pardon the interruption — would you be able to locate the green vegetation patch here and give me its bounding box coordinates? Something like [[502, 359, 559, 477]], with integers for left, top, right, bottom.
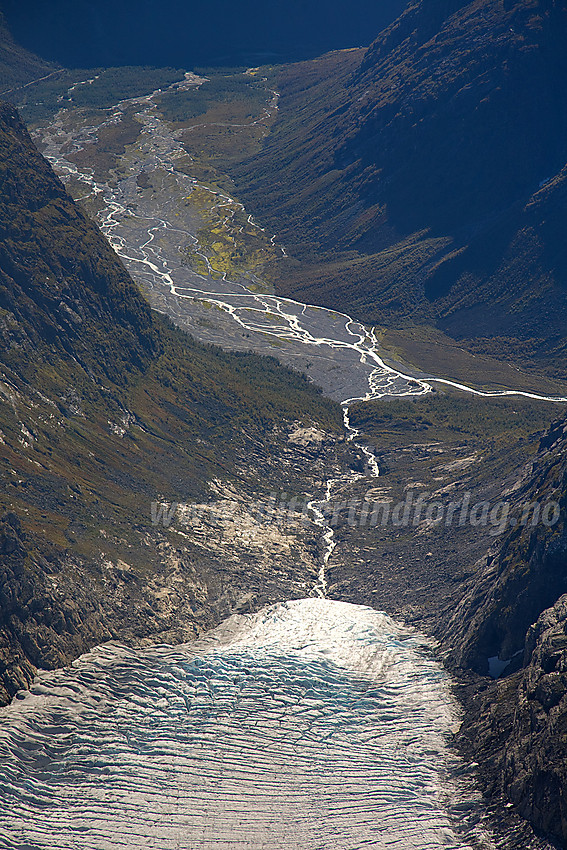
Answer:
[[348, 394, 566, 494], [13, 66, 185, 126], [67, 66, 185, 109], [181, 185, 278, 280], [349, 394, 565, 447], [156, 71, 269, 124]]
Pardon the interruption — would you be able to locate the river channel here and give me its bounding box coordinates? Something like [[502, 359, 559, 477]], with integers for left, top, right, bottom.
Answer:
[[0, 72, 561, 849]]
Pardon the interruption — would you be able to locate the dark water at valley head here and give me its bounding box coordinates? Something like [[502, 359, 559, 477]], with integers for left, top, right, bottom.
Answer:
[[2, 0, 408, 69]]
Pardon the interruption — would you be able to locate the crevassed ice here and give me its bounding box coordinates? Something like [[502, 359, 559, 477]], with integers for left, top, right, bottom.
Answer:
[[0, 599, 483, 849]]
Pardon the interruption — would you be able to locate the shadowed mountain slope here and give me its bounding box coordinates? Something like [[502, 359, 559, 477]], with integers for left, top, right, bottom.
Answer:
[[448, 416, 567, 845], [229, 0, 567, 374], [0, 10, 56, 94]]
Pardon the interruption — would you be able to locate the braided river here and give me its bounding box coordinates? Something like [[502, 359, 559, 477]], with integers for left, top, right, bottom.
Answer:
[[0, 72, 563, 849]]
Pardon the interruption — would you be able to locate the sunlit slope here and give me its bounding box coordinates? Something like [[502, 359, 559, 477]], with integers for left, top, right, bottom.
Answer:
[[0, 101, 343, 704]]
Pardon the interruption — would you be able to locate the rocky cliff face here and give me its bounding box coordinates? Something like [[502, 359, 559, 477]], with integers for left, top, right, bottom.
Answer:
[[505, 596, 567, 841], [447, 418, 567, 674], [0, 101, 159, 378], [457, 591, 567, 846], [0, 101, 346, 705], [450, 417, 567, 845]]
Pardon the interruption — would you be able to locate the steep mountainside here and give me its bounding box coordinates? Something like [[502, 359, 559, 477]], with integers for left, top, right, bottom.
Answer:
[[449, 418, 567, 845], [229, 0, 567, 374], [0, 10, 55, 94], [0, 101, 345, 705], [321, 390, 567, 844]]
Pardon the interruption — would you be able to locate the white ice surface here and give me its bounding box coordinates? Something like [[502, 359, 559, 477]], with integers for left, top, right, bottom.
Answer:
[[0, 599, 488, 849]]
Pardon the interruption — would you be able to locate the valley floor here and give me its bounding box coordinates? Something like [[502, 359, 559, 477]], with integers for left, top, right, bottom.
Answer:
[[2, 64, 566, 848]]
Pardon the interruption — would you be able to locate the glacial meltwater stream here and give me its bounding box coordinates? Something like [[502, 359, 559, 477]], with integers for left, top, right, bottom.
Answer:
[[3, 71, 563, 849]]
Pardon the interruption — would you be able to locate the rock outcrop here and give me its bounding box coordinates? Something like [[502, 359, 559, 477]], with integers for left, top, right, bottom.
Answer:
[[452, 417, 567, 845], [506, 595, 567, 841], [447, 419, 567, 674]]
